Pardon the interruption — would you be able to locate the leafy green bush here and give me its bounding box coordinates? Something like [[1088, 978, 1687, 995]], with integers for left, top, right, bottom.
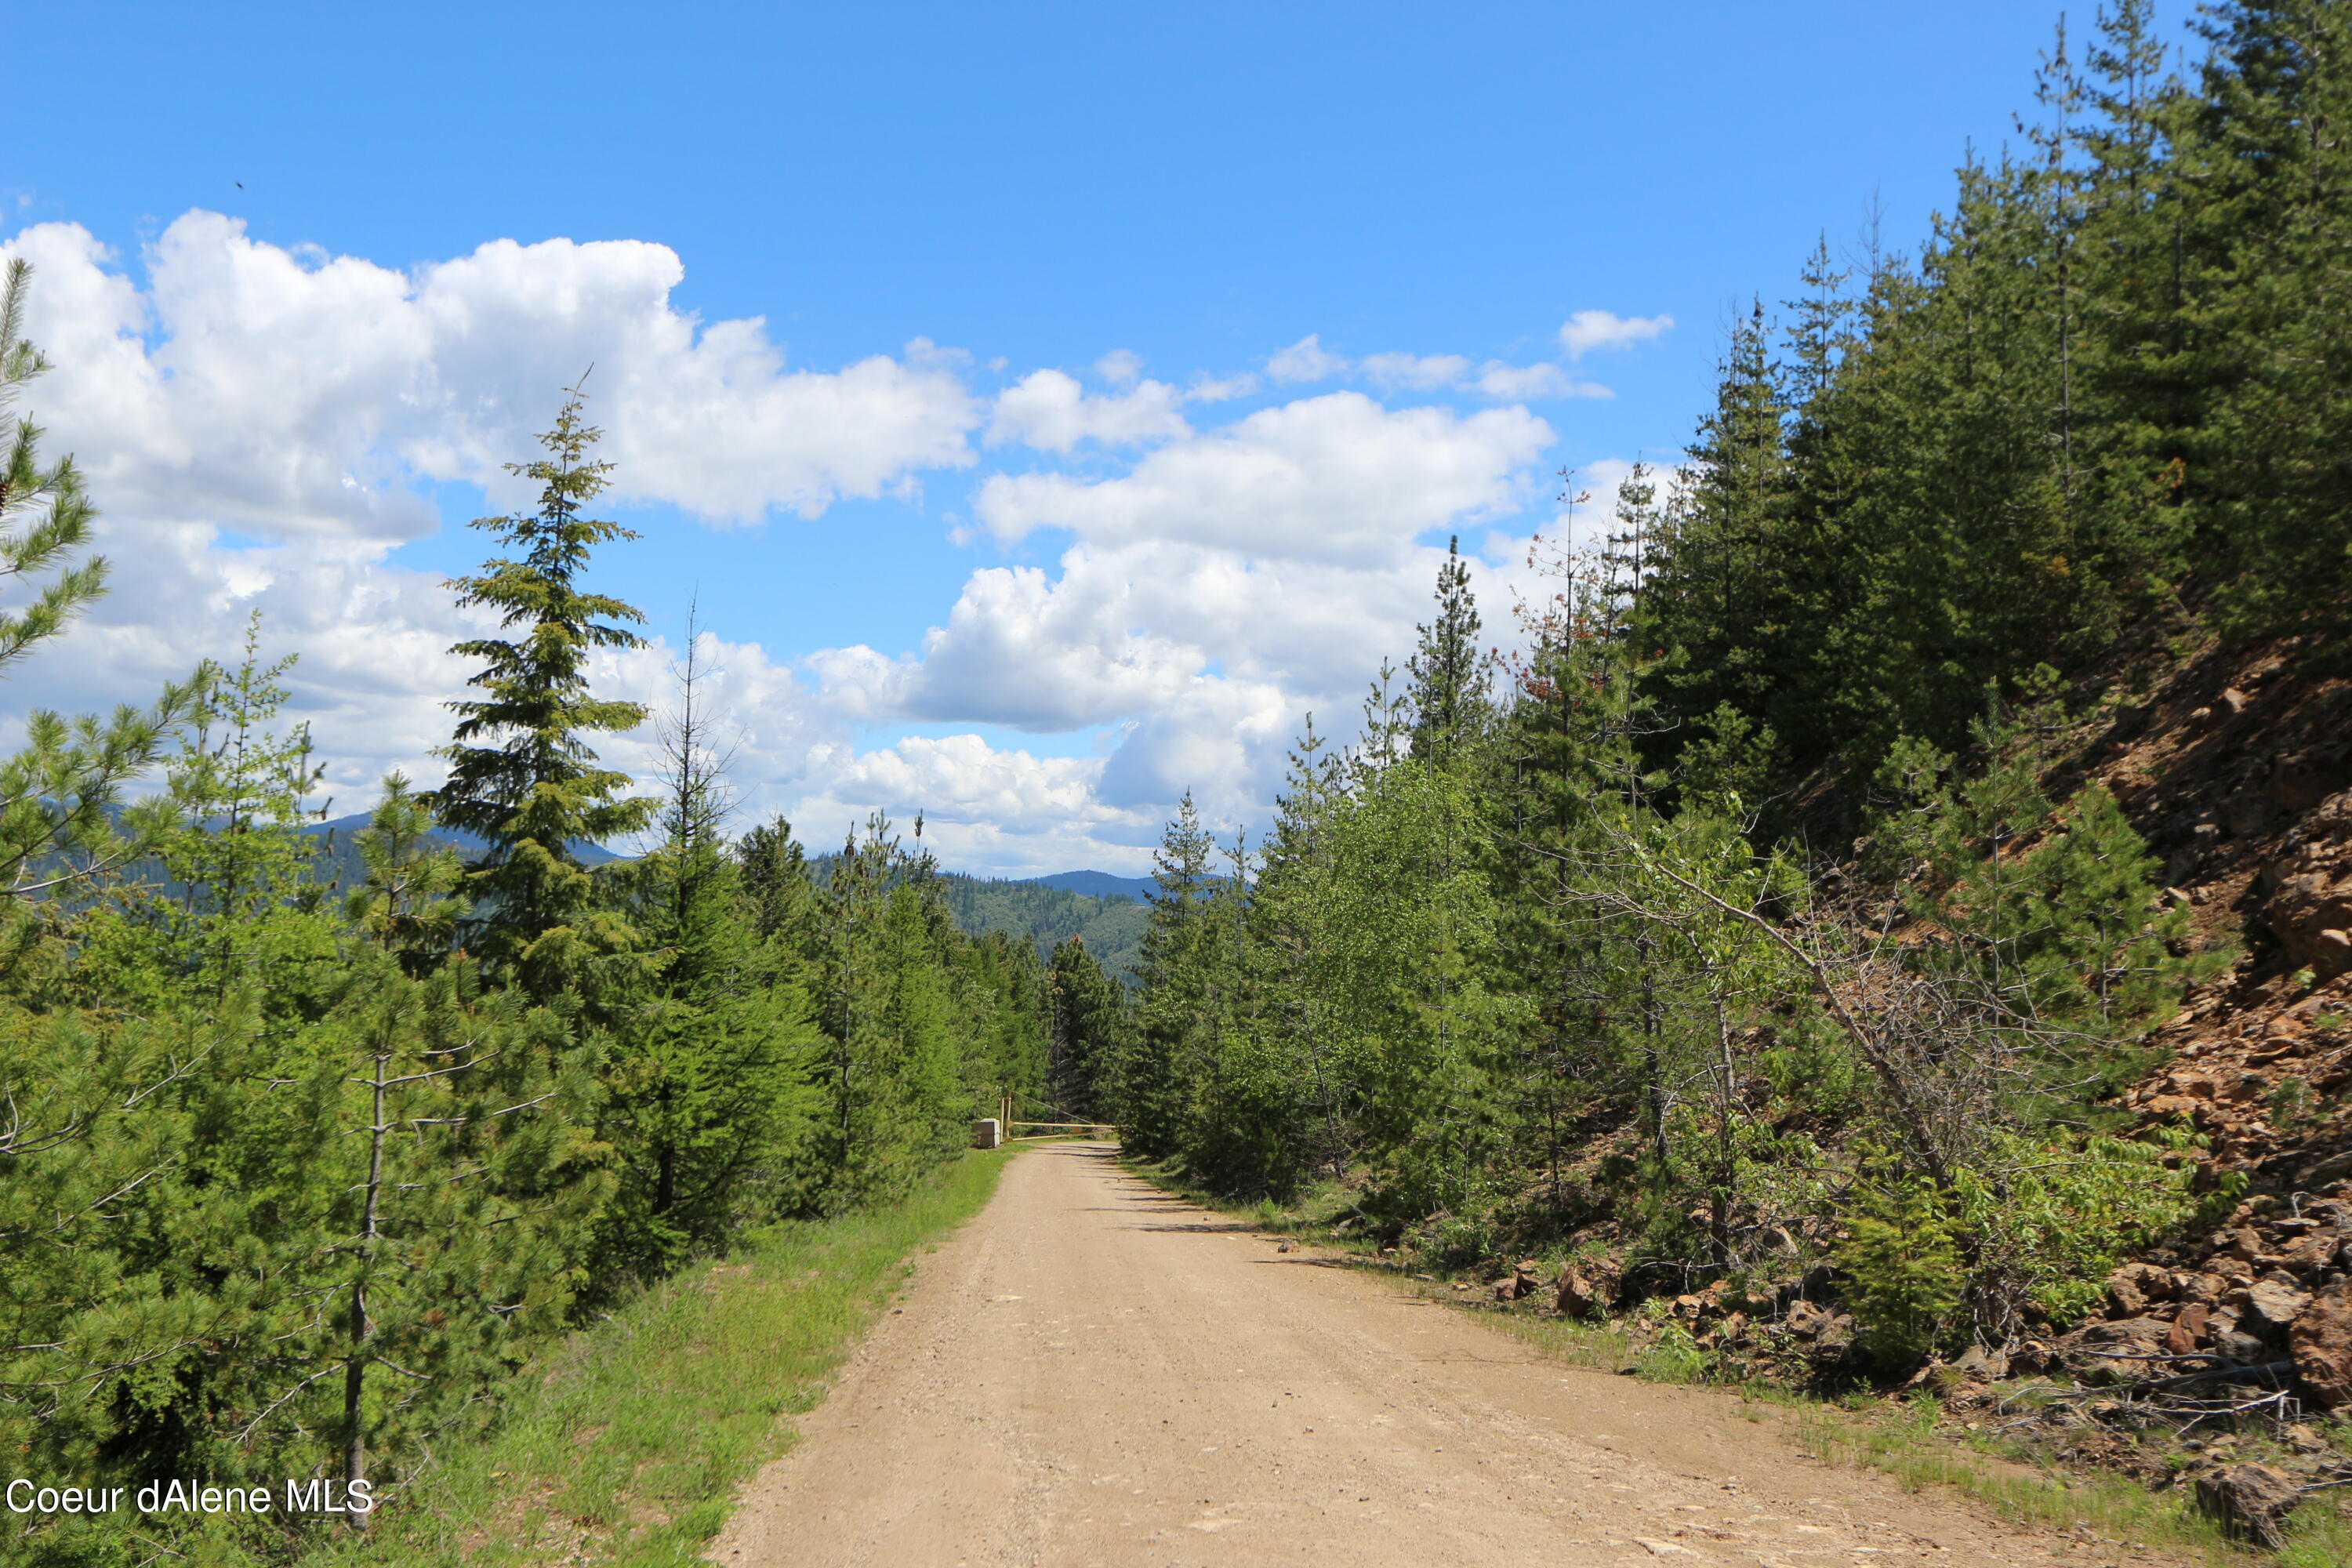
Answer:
[[1404, 1210, 1498, 1270], [1837, 1175, 1963, 1369], [1639, 1319, 1714, 1383], [1952, 1127, 2205, 1329]]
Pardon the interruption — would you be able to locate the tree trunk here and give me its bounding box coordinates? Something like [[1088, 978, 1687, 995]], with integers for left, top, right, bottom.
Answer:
[[343, 1051, 388, 1529]]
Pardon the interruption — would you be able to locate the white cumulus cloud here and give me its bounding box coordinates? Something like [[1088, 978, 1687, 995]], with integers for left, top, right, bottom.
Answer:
[[783, 735, 1162, 877], [984, 368, 1191, 453], [972, 391, 1552, 568], [1265, 333, 1349, 383], [1184, 370, 1260, 403], [5, 213, 980, 535], [1558, 308, 1675, 360], [1360, 350, 1475, 390], [1356, 353, 1617, 402], [0, 210, 985, 819], [1472, 361, 1614, 401], [896, 556, 1200, 731]]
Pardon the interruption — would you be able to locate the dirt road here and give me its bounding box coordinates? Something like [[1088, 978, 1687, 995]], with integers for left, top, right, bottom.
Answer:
[[712, 1144, 2179, 1566]]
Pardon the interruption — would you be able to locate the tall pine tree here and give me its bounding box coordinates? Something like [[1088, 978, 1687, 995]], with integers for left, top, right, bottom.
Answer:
[[1406, 536, 1492, 764], [431, 384, 653, 1002]]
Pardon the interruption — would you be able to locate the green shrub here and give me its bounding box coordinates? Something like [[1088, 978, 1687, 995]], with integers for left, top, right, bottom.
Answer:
[[1404, 1210, 1497, 1269], [1838, 1177, 1963, 1369], [1953, 1127, 2205, 1328], [1639, 1319, 1713, 1383]]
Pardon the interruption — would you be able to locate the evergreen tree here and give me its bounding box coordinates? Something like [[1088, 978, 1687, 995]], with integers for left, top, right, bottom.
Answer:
[[300, 966, 604, 1517], [960, 927, 1051, 1120], [1886, 696, 2227, 1075], [805, 813, 946, 1201], [166, 618, 333, 1002], [595, 635, 819, 1278], [1640, 302, 1794, 743], [1251, 713, 1356, 1180], [67, 620, 341, 1018], [739, 815, 820, 946], [0, 260, 193, 924], [2182, 0, 2352, 637], [1046, 934, 1126, 1120], [1490, 559, 1665, 1217], [431, 384, 653, 1002], [1406, 536, 1492, 764], [1120, 792, 1229, 1159], [344, 773, 469, 975], [876, 878, 965, 1159], [0, 260, 106, 673]]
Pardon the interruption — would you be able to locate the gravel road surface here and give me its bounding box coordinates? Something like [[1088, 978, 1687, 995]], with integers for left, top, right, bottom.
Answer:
[[711, 1142, 2182, 1566]]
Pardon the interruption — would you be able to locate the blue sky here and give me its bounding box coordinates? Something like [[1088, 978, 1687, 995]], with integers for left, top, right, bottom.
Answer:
[[7, 1, 2153, 873]]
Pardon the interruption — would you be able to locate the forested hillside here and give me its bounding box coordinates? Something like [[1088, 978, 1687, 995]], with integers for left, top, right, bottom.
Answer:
[[933, 873, 1148, 983], [1071, 0, 2352, 1535], [0, 336, 1054, 1560], [798, 855, 1147, 984]]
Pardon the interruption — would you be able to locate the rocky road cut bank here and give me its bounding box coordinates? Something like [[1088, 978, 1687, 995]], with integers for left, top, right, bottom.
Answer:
[[711, 1144, 2187, 1566]]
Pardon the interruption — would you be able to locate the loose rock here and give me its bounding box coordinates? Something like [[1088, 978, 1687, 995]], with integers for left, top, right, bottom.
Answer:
[[2288, 1281, 2352, 1407], [2242, 1278, 2310, 1331], [2193, 1462, 2303, 1547]]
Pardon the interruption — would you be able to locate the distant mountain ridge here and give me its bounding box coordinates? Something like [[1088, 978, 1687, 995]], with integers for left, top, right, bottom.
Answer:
[[191, 811, 1151, 978], [931, 870, 1149, 983], [796, 855, 1150, 982], [307, 813, 1131, 894], [1019, 869, 1155, 901], [303, 812, 623, 866]]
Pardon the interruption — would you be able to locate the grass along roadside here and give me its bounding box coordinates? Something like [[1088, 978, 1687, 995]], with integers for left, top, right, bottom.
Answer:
[[298, 1147, 1014, 1568], [1114, 1154, 2298, 1565], [1773, 1395, 2245, 1565]]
